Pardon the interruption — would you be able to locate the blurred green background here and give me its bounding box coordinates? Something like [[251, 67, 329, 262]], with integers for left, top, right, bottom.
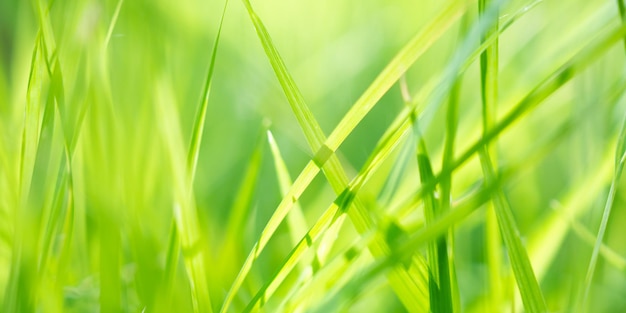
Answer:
[[1, 0, 626, 312]]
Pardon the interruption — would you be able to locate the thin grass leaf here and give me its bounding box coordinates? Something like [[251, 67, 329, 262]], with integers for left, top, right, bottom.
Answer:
[[156, 78, 213, 313], [580, 111, 626, 310], [403, 75, 454, 313], [552, 204, 626, 272], [220, 130, 265, 265], [416, 136, 454, 313], [224, 1, 471, 311], [160, 0, 229, 310], [266, 130, 308, 251], [311, 97, 592, 312], [438, 14, 469, 312], [477, 0, 532, 311], [242, 116, 418, 312]]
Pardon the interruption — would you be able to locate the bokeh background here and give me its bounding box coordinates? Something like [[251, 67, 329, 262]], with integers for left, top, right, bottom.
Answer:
[[1, 0, 626, 312]]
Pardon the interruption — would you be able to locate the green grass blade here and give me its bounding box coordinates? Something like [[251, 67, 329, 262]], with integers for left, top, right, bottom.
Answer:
[[477, 1, 517, 311], [187, 0, 229, 181], [220, 130, 265, 264], [404, 75, 453, 313], [156, 78, 213, 313], [416, 136, 453, 313], [160, 0, 228, 310], [225, 1, 470, 311], [580, 112, 626, 310], [266, 131, 308, 250]]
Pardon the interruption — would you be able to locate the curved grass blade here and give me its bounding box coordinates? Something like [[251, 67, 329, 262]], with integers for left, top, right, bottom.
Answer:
[[156, 78, 213, 313], [224, 1, 472, 311], [580, 111, 626, 310], [224, 1, 543, 311], [403, 75, 454, 312], [219, 130, 265, 269], [160, 0, 229, 310], [477, 1, 508, 310], [267, 131, 309, 253]]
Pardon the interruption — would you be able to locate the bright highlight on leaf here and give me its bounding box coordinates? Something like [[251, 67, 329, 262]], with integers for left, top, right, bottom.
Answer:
[[1, 0, 626, 312]]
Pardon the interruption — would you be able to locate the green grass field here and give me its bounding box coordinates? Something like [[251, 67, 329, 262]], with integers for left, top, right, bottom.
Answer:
[[1, 0, 626, 312]]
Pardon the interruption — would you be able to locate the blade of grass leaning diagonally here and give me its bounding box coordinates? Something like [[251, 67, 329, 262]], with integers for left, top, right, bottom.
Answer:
[[579, 112, 626, 311], [416, 130, 454, 313], [308, 97, 601, 312], [223, 1, 471, 311], [438, 14, 469, 313], [237, 29, 583, 306], [579, 3, 626, 310], [390, 9, 626, 239], [160, 0, 229, 310], [478, 1, 508, 311], [229, 2, 545, 310], [267, 131, 309, 255], [156, 78, 212, 313], [219, 130, 265, 269], [403, 78, 454, 313], [241, 111, 418, 312], [4, 0, 66, 310]]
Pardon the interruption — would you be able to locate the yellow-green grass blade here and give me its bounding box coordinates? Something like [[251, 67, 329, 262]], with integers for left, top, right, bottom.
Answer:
[[225, 1, 546, 310], [308, 99, 587, 312], [224, 1, 471, 311], [241, 114, 422, 312], [478, 0, 507, 310], [553, 204, 626, 272], [521, 72, 626, 302], [219, 130, 265, 276], [266, 131, 308, 253], [160, 0, 228, 310], [156, 78, 213, 313], [580, 111, 626, 310], [405, 74, 454, 312], [392, 16, 626, 223], [5, 2, 66, 307], [416, 134, 454, 313], [439, 14, 469, 312], [187, 0, 229, 181]]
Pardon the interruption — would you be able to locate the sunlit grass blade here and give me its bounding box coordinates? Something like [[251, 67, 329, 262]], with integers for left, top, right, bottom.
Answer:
[[477, 0, 508, 310], [219, 130, 265, 269], [580, 111, 626, 310], [241, 116, 422, 312], [266, 131, 308, 251], [160, 0, 228, 310], [310, 97, 593, 312], [416, 135, 453, 313], [552, 204, 626, 272], [225, 1, 470, 311], [403, 75, 453, 312], [156, 78, 213, 313]]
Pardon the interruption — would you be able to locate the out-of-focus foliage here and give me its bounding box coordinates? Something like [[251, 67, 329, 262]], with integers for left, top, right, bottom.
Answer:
[[1, 0, 626, 312]]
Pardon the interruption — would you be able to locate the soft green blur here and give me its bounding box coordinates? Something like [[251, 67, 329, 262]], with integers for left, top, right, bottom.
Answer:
[[1, 0, 626, 312]]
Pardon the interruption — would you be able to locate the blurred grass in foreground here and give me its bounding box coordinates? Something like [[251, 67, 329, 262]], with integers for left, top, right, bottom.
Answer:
[[1, 0, 626, 312]]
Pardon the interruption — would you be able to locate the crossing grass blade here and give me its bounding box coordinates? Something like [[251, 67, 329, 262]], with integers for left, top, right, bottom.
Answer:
[[580, 111, 626, 311], [223, 1, 550, 310], [223, 1, 472, 311], [308, 96, 592, 312], [219, 130, 265, 272], [554, 204, 626, 272], [266, 131, 309, 252], [477, 1, 508, 311], [156, 78, 213, 313], [403, 75, 454, 313], [416, 134, 454, 313], [160, 0, 228, 310]]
